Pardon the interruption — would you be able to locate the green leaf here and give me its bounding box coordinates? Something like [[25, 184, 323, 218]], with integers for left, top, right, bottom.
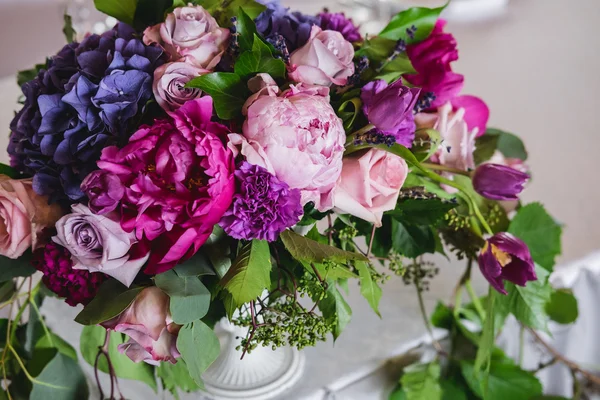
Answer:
[[320, 284, 352, 339], [461, 361, 542, 400], [379, 5, 446, 43], [356, 36, 396, 63], [388, 197, 457, 226], [205, 0, 266, 27], [400, 362, 442, 400], [545, 288, 578, 325], [80, 325, 157, 390], [305, 261, 359, 280], [374, 53, 416, 83], [338, 97, 362, 131], [280, 229, 368, 263], [62, 13, 76, 43], [74, 279, 144, 325], [0, 163, 19, 179], [177, 321, 221, 388], [155, 270, 211, 324], [236, 7, 259, 53], [186, 72, 249, 119], [174, 252, 216, 277], [477, 128, 528, 162], [391, 219, 436, 258], [134, 0, 173, 30], [473, 132, 499, 165], [389, 387, 407, 400], [17, 63, 47, 87], [36, 332, 77, 360], [474, 288, 496, 378], [30, 353, 89, 400], [0, 252, 36, 283], [157, 360, 200, 396], [0, 281, 14, 303], [356, 261, 382, 317], [508, 203, 562, 271], [234, 50, 286, 79], [496, 265, 551, 332], [220, 240, 271, 308], [94, 0, 137, 25], [441, 379, 468, 400]]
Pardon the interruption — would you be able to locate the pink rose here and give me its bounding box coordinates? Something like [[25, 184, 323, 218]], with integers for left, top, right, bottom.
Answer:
[[334, 149, 408, 226], [96, 97, 235, 274], [288, 26, 355, 86], [102, 287, 180, 365], [416, 102, 477, 171], [153, 61, 209, 111], [53, 204, 150, 287], [230, 83, 345, 211], [143, 5, 230, 69], [0, 176, 62, 259]]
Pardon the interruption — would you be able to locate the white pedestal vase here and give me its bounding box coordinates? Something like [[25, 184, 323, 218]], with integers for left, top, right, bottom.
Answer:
[[203, 319, 305, 400]]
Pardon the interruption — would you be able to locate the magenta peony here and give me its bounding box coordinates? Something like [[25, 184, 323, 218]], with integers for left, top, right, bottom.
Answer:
[[0, 176, 62, 259], [101, 286, 180, 365], [288, 26, 355, 86], [230, 83, 345, 211], [94, 97, 235, 274]]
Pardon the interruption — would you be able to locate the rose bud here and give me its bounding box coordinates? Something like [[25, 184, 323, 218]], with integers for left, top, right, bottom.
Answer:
[[288, 26, 355, 86], [101, 287, 180, 365], [478, 232, 536, 295], [472, 163, 529, 201]]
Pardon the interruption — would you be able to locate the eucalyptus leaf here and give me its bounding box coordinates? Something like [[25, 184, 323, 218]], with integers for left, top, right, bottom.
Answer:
[[220, 240, 271, 308], [545, 288, 578, 325], [155, 270, 211, 324], [174, 252, 216, 277], [508, 202, 562, 271], [36, 332, 77, 360], [74, 280, 144, 325], [30, 353, 89, 400], [177, 321, 221, 388], [0, 252, 36, 283], [280, 230, 368, 263]]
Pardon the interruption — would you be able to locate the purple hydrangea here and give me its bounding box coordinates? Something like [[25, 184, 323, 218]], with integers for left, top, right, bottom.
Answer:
[[255, 2, 320, 52], [319, 12, 362, 42], [219, 162, 303, 242], [8, 23, 165, 204]]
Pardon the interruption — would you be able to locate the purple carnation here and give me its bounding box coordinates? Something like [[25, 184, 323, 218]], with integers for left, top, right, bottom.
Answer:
[[220, 162, 303, 242], [32, 242, 107, 306], [8, 23, 165, 204], [255, 2, 320, 52], [319, 12, 362, 42]]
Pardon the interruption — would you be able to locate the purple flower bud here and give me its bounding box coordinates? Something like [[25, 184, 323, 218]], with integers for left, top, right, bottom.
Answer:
[[478, 232, 537, 295], [81, 170, 125, 214], [473, 163, 529, 201]]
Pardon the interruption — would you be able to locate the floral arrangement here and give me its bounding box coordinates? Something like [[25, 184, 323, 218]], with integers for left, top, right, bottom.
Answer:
[[0, 0, 587, 399]]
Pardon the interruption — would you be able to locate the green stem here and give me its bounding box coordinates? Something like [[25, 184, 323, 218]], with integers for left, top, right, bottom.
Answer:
[[465, 280, 486, 322], [29, 295, 54, 347], [7, 344, 67, 389], [421, 162, 472, 177], [519, 326, 525, 366], [415, 283, 444, 353]]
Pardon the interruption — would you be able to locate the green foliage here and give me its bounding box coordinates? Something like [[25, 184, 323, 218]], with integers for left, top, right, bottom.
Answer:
[[155, 270, 211, 324], [29, 353, 89, 400], [74, 279, 144, 325], [62, 13, 76, 43], [94, 0, 138, 25], [280, 229, 368, 263], [203, 0, 266, 27], [234, 34, 286, 79], [545, 288, 578, 325], [508, 203, 562, 271], [157, 360, 200, 397], [400, 362, 442, 400], [338, 97, 362, 131], [177, 321, 221, 388], [388, 196, 458, 226], [474, 128, 529, 164], [461, 360, 542, 400], [0, 163, 19, 179], [80, 325, 157, 390], [374, 54, 416, 83], [35, 333, 77, 361], [134, 0, 173, 29], [0, 252, 36, 283], [496, 265, 552, 332], [474, 288, 496, 379], [391, 219, 436, 258], [187, 72, 250, 119], [220, 240, 272, 308], [320, 284, 352, 339], [379, 6, 446, 43], [356, 261, 383, 317], [174, 252, 216, 277]]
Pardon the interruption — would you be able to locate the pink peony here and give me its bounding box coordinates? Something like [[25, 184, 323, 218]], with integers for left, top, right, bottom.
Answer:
[[416, 102, 477, 171], [153, 61, 209, 111], [95, 97, 235, 274], [334, 149, 408, 226], [143, 5, 230, 69], [288, 26, 355, 86], [230, 83, 345, 211], [101, 286, 180, 365], [0, 176, 62, 259], [451, 95, 490, 138]]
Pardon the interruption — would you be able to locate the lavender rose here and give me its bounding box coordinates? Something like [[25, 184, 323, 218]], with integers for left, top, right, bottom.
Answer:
[[53, 204, 149, 287], [153, 61, 208, 111], [143, 5, 230, 69], [289, 26, 355, 86], [101, 286, 180, 365]]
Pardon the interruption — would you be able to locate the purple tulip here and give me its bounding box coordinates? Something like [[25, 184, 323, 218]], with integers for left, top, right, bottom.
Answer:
[[81, 170, 125, 215], [478, 232, 537, 295], [473, 163, 529, 201]]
